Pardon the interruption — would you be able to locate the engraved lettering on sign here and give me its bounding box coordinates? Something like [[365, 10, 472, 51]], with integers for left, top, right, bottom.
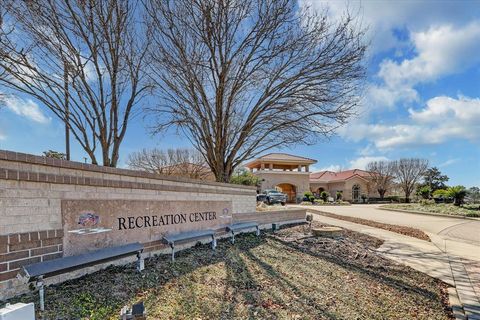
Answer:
[[117, 211, 218, 230]]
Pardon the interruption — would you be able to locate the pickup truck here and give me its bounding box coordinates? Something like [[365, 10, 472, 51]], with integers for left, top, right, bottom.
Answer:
[[257, 189, 287, 205]]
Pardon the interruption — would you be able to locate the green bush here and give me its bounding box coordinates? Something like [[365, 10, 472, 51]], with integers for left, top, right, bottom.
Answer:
[[466, 212, 480, 217], [447, 186, 467, 206], [320, 191, 329, 202], [463, 204, 480, 210], [419, 199, 435, 205], [416, 186, 431, 199], [433, 189, 449, 198], [336, 191, 343, 200], [230, 169, 260, 186], [304, 191, 315, 202], [314, 199, 324, 204]]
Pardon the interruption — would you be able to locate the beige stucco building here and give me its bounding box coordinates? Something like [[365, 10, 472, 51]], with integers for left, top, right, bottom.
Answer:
[[244, 153, 316, 203], [246, 153, 379, 203]]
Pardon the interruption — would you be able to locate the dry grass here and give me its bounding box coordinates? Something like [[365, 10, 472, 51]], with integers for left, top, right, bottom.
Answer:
[[4, 224, 451, 319]]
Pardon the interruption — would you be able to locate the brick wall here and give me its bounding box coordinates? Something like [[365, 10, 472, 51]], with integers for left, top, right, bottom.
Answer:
[[0, 230, 63, 282], [0, 149, 257, 299]]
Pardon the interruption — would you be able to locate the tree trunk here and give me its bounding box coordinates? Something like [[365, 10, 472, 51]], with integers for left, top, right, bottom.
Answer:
[[378, 189, 386, 200]]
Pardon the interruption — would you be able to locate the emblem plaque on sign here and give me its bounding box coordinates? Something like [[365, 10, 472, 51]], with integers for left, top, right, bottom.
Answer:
[[67, 211, 112, 235]]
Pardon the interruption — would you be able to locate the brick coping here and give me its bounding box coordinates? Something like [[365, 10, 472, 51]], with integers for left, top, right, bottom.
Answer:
[[0, 149, 255, 190]]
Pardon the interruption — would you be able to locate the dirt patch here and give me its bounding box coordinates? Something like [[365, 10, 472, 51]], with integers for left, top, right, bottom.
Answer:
[[308, 209, 431, 241]]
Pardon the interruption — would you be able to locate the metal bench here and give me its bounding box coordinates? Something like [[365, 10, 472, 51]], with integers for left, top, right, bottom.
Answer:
[[163, 230, 216, 262], [20, 242, 144, 311], [226, 222, 260, 244]]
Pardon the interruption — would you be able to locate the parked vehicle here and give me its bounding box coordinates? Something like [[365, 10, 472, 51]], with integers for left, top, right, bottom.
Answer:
[[258, 189, 287, 205]]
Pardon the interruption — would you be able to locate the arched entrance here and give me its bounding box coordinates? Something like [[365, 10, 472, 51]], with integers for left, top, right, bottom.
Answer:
[[276, 183, 297, 203], [352, 184, 361, 203]]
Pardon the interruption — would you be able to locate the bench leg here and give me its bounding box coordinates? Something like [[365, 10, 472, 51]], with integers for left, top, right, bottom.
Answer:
[[37, 276, 45, 311], [212, 235, 217, 250], [137, 251, 144, 272], [170, 243, 175, 262], [256, 226, 260, 236], [231, 231, 235, 244]]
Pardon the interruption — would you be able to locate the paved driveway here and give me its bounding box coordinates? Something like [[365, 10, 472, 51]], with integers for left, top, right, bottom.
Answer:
[[299, 204, 480, 261]]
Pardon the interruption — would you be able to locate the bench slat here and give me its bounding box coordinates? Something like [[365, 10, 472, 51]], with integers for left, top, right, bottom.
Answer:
[[23, 242, 143, 279], [163, 230, 215, 244], [226, 222, 258, 232]]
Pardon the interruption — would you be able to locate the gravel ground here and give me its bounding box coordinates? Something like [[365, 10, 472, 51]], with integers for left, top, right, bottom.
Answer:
[[3, 223, 451, 320], [308, 208, 431, 241]]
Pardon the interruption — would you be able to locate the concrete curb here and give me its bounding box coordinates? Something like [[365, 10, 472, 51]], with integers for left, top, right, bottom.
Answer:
[[377, 207, 480, 221]]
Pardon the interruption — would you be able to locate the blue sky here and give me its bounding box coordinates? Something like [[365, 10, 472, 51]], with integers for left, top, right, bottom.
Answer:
[[0, 0, 479, 187]]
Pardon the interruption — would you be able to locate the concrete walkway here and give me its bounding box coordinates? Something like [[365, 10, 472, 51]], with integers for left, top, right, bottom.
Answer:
[[307, 211, 480, 319]]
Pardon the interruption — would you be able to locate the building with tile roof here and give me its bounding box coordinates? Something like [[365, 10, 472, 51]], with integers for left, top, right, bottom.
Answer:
[[245, 154, 379, 203]]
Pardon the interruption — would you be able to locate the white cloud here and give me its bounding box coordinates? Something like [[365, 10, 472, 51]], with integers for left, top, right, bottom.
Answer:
[[343, 95, 480, 149], [380, 22, 480, 87], [301, 0, 480, 54], [349, 156, 389, 170], [370, 22, 480, 108], [0, 132, 6, 141], [4, 97, 50, 124], [438, 158, 459, 168]]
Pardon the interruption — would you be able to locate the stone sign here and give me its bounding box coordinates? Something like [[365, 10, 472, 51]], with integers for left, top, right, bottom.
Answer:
[[61, 200, 232, 256]]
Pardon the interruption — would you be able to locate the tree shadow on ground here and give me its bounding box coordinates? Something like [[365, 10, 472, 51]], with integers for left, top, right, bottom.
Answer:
[[3, 230, 449, 319], [270, 235, 444, 302]]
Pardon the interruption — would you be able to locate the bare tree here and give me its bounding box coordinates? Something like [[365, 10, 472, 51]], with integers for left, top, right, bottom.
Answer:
[[366, 160, 395, 200], [145, 0, 367, 182], [127, 148, 213, 180], [392, 158, 429, 203], [0, 0, 150, 166]]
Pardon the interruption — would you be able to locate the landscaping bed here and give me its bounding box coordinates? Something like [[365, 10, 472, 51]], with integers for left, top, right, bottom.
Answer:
[[381, 203, 480, 218], [3, 224, 451, 319], [308, 209, 431, 241]]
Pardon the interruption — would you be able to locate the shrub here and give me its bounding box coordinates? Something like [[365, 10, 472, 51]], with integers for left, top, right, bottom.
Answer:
[[463, 204, 480, 210], [466, 212, 480, 218], [385, 195, 400, 203], [361, 194, 367, 203], [336, 191, 343, 200], [419, 199, 435, 205], [314, 199, 324, 204], [320, 191, 329, 202], [416, 186, 431, 199], [433, 189, 448, 198], [447, 186, 467, 206], [304, 191, 315, 203], [230, 169, 260, 186]]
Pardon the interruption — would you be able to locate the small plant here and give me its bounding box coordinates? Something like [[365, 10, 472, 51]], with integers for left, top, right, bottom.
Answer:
[[336, 191, 343, 201], [304, 191, 315, 203], [361, 194, 367, 203], [320, 191, 329, 202], [419, 199, 435, 205], [314, 199, 324, 204]]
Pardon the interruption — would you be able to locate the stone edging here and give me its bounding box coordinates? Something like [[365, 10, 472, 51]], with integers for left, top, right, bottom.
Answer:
[[0, 149, 255, 190], [377, 207, 480, 221]]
